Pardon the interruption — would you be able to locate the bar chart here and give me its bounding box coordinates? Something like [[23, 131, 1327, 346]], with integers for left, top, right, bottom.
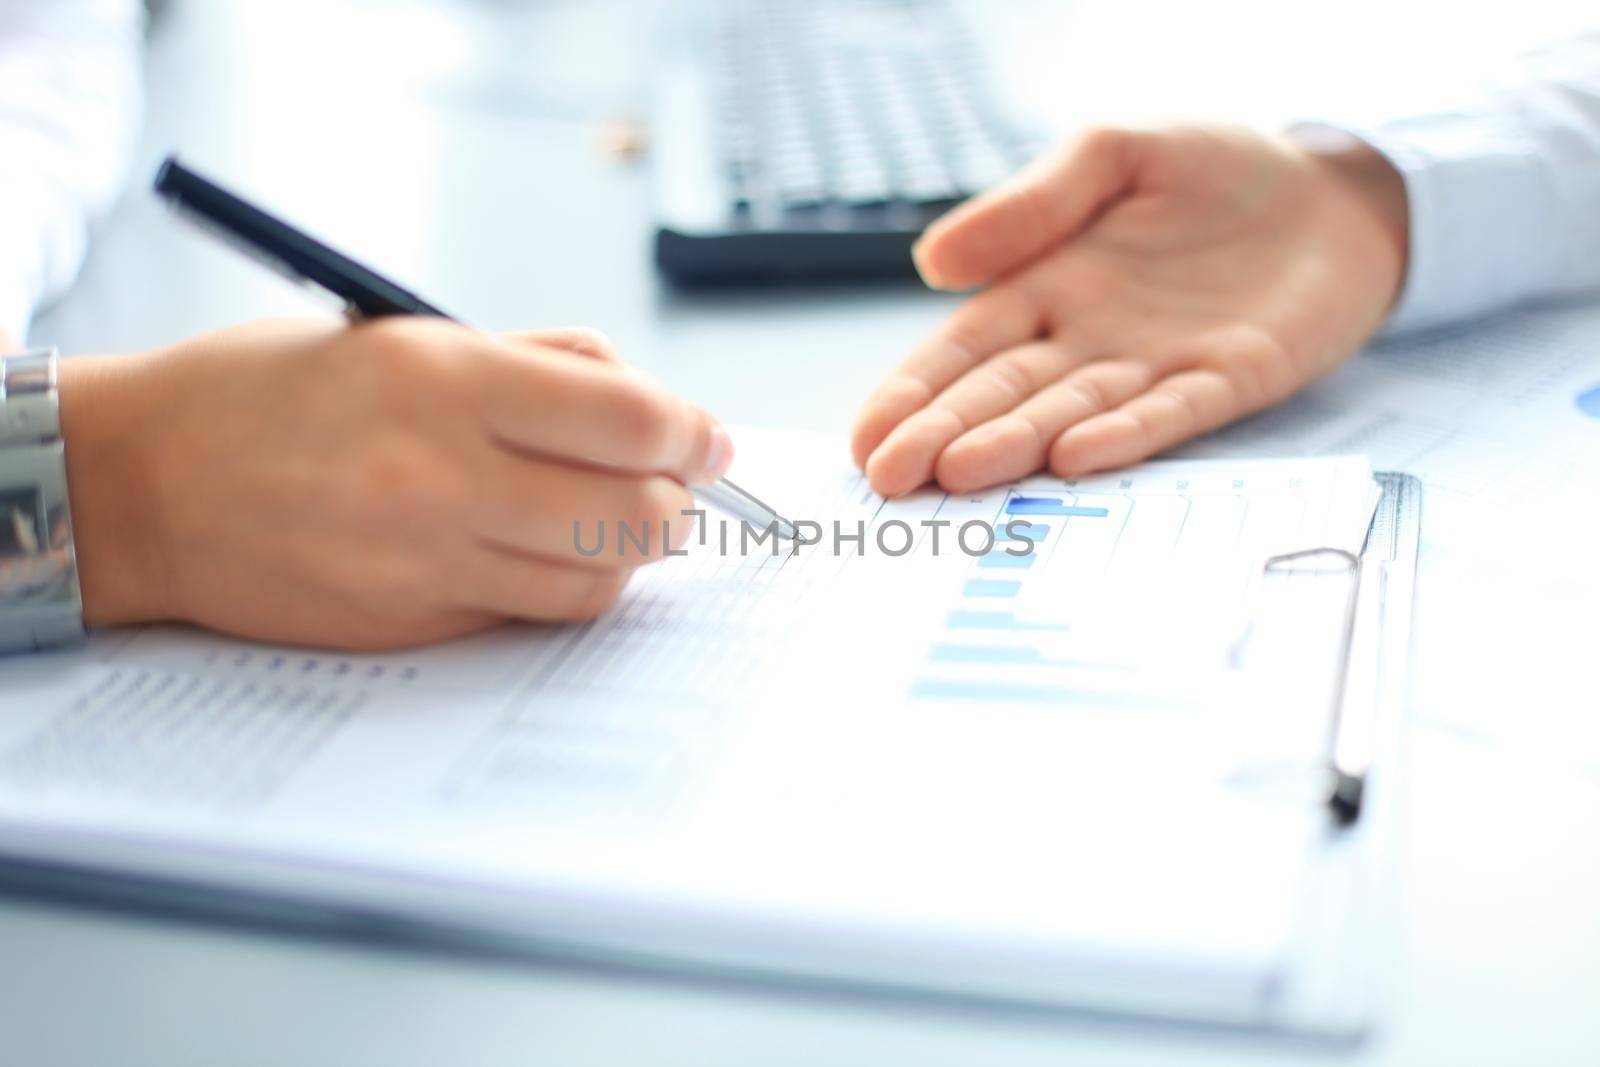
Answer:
[[902, 458, 1371, 711], [459, 433, 1377, 738]]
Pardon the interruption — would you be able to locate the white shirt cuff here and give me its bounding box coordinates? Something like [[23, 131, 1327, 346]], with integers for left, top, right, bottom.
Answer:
[[1356, 111, 1580, 334]]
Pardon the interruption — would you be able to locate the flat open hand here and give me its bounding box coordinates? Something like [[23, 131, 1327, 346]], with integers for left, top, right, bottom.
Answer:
[[851, 124, 1410, 495]]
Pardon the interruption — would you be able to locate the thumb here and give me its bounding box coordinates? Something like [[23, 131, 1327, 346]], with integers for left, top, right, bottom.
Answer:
[[913, 127, 1144, 291]]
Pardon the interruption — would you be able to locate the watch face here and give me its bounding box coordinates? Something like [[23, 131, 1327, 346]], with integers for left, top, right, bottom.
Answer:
[[0, 486, 45, 556]]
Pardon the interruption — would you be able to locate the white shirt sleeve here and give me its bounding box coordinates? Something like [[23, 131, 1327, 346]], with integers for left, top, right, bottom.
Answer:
[[0, 0, 143, 345], [1353, 31, 1600, 334]]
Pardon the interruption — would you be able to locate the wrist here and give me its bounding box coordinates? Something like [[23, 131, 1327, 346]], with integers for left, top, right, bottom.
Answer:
[[1287, 126, 1410, 307], [57, 352, 180, 627]]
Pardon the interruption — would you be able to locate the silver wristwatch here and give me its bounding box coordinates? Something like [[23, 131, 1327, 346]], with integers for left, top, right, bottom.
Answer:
[[0, 348, 86, 651]]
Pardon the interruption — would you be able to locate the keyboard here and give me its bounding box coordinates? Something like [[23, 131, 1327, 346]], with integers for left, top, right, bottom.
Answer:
[[652, 0, 1044, 283]]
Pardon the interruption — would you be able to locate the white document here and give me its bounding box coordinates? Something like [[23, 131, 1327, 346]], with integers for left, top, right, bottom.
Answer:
[[0, 435, 1380, 1027], [1176, 302, 1600, 771]]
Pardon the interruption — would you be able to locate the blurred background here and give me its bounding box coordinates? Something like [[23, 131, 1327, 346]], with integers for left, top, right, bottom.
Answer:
[[34, 0, 1594, 431]]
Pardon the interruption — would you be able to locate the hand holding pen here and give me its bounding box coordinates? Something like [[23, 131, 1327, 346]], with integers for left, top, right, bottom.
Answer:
[[154, 159, 795, 538], [49, 159, 791, 651]]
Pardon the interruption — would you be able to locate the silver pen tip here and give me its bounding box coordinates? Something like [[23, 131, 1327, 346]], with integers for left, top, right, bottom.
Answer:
[[707, 477, 798, 542]]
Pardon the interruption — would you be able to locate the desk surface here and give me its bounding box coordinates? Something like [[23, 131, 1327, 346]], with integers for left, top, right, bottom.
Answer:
[[8, 1, 1600, 1064]]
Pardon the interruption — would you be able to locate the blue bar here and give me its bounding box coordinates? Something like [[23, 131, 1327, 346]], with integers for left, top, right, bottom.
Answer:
[[962, 578, 1021, 598], [1578, 385, 1600, 420], [911, 679, 1144, 705], [978, 551, 1035, 569], [946, 610, 1070, 632], [1004, 496, 1109, 518], [911, 679, 1076, 703], [947, 610, 1019, 629], [997, 522, 1050, 541], [929, 643, 1043, 664]]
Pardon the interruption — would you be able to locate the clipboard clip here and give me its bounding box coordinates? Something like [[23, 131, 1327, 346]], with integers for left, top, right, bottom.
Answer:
[[1235, 546, 1369, 826]]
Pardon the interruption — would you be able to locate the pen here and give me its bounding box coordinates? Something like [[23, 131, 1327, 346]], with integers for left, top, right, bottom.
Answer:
[[152, 156, 797, 540]]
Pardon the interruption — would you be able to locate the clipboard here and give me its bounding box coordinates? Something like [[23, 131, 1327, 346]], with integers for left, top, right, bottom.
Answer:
[[0, 468, 1425, 1038], [1259, 472, 1422, 1033]]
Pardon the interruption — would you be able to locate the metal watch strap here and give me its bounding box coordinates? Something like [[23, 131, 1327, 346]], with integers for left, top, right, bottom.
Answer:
[[0, 348, 86, 651]]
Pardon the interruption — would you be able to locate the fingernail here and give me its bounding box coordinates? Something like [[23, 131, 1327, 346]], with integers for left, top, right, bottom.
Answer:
[[697, 425, 734, 484]]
